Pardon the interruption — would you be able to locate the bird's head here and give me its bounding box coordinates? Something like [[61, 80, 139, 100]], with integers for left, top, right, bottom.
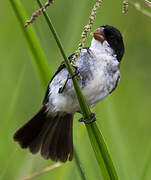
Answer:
[[92, 25, 125, 62]]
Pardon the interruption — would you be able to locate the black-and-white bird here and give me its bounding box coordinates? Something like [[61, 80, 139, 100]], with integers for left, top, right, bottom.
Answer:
[[14, 25, 125, 162]]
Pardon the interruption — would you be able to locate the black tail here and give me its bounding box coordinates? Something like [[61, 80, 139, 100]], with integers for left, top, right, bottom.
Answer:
[[13, 106, 73, 162]]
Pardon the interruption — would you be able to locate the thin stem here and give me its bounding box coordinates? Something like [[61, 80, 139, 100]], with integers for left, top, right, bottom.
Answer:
[[86, 123, 118, 179], [71, 0, 103, 66], [74, 150, 87, 180], [129, 1, 151, 18], [37, 0, 118, 179], [37, 0, 91, 119], [23, 163, 61, 180], [144, 0, 151, 8], [24, 0, 54, 27], [37, 1, 89, 179]]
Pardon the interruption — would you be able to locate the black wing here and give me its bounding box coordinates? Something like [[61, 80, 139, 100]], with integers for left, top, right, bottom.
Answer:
[[42, 53, 75, 104]]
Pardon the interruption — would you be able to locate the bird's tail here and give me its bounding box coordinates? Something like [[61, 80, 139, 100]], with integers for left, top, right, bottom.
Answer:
[[13, 106, 73, 162]]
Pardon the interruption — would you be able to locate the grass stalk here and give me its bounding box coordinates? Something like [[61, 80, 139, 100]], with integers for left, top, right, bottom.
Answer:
[[37, 0, 118, 179], [74, 150, 87, 180], [129, 1, 151, 18], [23, 163, 61, 180], [144, 0, 151, 8], [9, 0, 51, 89], [37, 0, 91, 118]]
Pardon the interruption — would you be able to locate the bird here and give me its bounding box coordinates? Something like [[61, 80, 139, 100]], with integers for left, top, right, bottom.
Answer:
[[13, 25, 125, 163]]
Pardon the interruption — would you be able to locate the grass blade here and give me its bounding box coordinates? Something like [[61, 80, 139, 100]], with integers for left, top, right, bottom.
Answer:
[[9, 1, 85, 179], [9, 0, 51, 88], [0, 67, 26, 180]]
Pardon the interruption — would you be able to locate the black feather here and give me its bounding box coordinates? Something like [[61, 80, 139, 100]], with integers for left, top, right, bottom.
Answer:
[[101, 25, 125, 62], [41, 114, 73, 162], [13, 107, 74, 162], [13, 106, 47, 149]]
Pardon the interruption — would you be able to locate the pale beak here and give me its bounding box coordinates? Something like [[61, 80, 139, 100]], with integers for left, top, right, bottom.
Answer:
[[91, 28, 105, 43]]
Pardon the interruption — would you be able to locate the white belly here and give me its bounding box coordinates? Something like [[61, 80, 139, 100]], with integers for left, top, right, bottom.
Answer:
[[83, 69, 120, 107]]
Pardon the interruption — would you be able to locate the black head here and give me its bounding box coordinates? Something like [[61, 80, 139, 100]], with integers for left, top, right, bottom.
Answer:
[[93, 25, 125, 62]]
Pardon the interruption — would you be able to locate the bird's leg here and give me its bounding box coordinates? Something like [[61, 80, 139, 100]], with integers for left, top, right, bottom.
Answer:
[[58, 77, 69, 93], [78, 113, 96, 124], [58, 66, 82, 93], [69, 65, 82, 80]]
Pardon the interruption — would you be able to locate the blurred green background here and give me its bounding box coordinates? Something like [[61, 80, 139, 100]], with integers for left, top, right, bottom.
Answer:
[[1, 0, 151, 179]]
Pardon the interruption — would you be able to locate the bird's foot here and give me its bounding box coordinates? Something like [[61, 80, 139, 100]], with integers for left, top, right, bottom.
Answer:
[[78, 113, 96, 124], [68, 66, 82, 80], [59, 66, 82, 93], [68, 67, 81, 79]]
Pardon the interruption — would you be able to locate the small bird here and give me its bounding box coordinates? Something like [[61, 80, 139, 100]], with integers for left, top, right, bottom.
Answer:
[[13, 25, 125, 162]]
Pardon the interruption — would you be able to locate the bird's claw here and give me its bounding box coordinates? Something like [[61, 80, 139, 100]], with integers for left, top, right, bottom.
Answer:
[[59, 66, 82, 93], [78, 113, 96, 124], [68, 67, 81, 80]]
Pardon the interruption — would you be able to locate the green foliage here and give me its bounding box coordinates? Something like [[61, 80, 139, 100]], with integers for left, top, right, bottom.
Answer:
[[1, 0, 151, 179], [9, 0, 51, 88]]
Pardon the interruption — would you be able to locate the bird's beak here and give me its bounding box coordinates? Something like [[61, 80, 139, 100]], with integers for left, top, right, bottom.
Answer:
[[91, 28, 105, 43]]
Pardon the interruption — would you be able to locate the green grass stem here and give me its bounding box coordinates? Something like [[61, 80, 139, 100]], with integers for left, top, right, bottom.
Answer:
[[36, 0, 91, 118], [37, 0, 118, 179]]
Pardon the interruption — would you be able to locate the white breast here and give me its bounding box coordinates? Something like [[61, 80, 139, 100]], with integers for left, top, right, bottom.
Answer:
[[83, 67, 120, 107], [83, 41, 120, 107]]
